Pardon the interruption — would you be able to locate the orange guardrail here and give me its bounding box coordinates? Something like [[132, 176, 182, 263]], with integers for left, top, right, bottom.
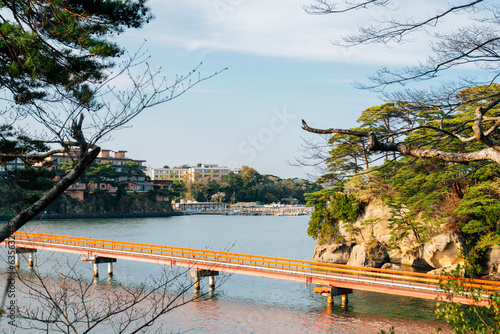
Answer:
[[7, 232, 500, 295]]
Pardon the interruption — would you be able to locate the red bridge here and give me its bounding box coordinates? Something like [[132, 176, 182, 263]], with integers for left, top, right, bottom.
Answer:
[[4, 232, 499, 306]]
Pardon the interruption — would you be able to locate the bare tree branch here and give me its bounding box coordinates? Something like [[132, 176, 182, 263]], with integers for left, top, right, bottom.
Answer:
[[302, 119, 500, 164]]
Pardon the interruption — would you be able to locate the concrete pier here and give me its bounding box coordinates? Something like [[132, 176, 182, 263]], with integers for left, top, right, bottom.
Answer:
[[14, 248, 37, 268], [190, 269, 219, 292], [108, 262, 114, 276], [341, 293, 349, 307], [314, 286, 353, 307], [82, 256, 117, 277]]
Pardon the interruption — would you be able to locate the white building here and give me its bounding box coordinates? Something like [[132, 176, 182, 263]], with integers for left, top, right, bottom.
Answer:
[[151, 164, 240, 181], [151, 167, 190, 180]]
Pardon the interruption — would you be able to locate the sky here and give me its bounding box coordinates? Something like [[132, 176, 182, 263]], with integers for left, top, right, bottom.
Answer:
[[101, 0, 457, 179]]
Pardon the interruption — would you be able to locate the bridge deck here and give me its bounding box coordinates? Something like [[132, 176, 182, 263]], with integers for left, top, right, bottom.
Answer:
[[4, 232, 499, 306]]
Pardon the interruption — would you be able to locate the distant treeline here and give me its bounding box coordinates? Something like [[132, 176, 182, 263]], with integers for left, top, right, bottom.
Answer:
[[163, 166, 322, 204]]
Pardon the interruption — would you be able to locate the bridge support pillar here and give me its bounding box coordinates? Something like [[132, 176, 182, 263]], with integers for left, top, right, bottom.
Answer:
[[330, 287, 352, 307], [28, 253, 34, 268], [190, 269, 219, 292], [15, 248, 37, 268], [108, 262, 113, 276], [82, 256, 117, 278], [341, 293, 348, 307], [194, 277, 201, 292], [314, 286, 353, 307], [209, 275, 215, 290], [93, 263, 99, 277]]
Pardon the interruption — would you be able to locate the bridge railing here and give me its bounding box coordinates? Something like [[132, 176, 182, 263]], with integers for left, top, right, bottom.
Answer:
[[10, 232, 500, 294]]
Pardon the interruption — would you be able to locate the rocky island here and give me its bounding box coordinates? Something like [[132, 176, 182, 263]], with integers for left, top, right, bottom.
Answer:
[[312, 199, 500, 278]]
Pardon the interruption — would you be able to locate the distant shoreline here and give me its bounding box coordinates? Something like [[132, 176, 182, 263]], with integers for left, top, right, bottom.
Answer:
[[0, 211, 184, 222]]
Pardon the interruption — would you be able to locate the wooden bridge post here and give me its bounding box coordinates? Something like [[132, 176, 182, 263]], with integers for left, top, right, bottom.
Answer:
[[14, 252, 19, 268], [209, 275, 215, 289]]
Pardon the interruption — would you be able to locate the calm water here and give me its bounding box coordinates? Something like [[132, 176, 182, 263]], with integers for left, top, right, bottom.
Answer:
[[1, 215, 451, 333]]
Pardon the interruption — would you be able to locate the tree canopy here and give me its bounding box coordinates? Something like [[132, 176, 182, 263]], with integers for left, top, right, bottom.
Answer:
[[184, 166, 322, 204], [0, 0, 151, 105], [301, 1, 500, 280]]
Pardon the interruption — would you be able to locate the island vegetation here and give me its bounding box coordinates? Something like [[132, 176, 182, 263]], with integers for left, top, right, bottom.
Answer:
[[302, 1, 500, 332], [174, 165, 322, 204], [304, 84, 500, 275], [0, 162, 320, 218]]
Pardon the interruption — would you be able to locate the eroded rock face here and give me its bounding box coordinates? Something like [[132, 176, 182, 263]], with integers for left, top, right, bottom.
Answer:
[[398, 245, 433, 269], [338, 200, 393, 245], [312, 200, 468, 270], [395, 234, 464, 269], [381, 263, 402, 271], [423, 234, 463, 269], [365, 241, 390, 268], [346, 241, 389, 268], [427, 265, 465, 277], [346, 244, 365, 267], [312, 242, 353, 264], [388, 249, 403, 264], [483, 245, 500, 276]]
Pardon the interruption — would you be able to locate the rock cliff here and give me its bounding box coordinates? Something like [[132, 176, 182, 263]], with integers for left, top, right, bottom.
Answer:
[[46, 192, 173, 216], [312, 200, 500, 276]]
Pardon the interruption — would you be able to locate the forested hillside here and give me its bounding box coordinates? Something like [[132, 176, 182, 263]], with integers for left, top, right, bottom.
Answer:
[[174, 166, 322, 204], [305, 84, 500, 278]]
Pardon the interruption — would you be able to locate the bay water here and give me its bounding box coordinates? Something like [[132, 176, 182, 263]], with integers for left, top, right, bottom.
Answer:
[[1, 215, 451, 333]]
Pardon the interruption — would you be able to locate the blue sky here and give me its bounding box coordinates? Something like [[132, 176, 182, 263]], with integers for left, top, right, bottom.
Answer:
[[105, 0, 449, 179]]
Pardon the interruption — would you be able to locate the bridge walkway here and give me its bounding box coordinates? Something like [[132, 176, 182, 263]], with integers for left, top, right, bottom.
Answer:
[[4, 232, 499, 306]]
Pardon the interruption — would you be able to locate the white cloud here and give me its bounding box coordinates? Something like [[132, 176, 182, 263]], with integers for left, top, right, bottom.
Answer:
[[137, 0, 443, 65]]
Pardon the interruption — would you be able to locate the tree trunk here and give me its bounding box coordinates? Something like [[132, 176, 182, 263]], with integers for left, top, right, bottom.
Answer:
[[0, 147, 100, 243]]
